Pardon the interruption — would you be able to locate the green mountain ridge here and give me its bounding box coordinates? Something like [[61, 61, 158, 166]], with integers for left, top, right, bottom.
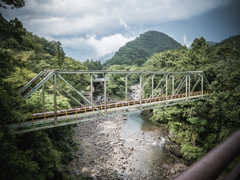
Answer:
[[103, 31, 182, 66], [214, 35, 240, 50], [206, 41, 218, 46]]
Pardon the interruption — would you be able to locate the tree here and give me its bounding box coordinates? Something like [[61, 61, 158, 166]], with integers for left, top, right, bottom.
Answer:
[[55, 41, 65, 68], [0, 0, 25, 9]]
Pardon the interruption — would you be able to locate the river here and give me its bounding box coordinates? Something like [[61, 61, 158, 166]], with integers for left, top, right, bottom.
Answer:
[[68, 110, 185, 179], [120, 111, 178, 179]]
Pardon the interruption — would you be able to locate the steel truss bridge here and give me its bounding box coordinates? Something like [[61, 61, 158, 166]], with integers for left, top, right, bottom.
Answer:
[[8, 70, 210, 134]]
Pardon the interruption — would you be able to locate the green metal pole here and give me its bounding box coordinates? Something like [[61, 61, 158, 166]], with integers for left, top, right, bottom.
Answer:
[[201, 74, 203, 98], [125, 74, 128, 100], [186, 75, 188, 101], [189, 75, 191, 100], [104, 73, 107, 117], [172, 75, 174, 95], [53, 74, 58, 125], [42, 84, 45, 111], [152, 74, 154, 98], [90, 73, 93, 104], [166, 74, 168, 104], [140, 73, 142, 110]]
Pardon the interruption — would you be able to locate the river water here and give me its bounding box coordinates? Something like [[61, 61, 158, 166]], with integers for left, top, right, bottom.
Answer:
[[69, 109, 184, 179], [120, 111, 176, 179]]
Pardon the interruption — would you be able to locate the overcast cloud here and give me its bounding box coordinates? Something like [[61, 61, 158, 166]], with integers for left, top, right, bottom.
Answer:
[[1, 0, 236, 60]]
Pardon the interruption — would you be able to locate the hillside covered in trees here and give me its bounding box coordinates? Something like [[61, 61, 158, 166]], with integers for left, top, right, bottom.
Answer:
[[214, 34, 240, 50], [103, 31, 182, 67], [0, 4, 90, 179]]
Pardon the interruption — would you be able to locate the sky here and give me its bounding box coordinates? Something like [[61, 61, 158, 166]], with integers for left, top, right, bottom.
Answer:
[[1, 0, 240, 62]]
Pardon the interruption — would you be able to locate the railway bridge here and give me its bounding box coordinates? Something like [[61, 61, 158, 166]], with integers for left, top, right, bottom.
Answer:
[[9, 70, 210, 134]]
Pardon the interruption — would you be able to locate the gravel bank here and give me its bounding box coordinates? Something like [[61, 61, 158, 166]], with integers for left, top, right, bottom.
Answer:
[[67, 111, 187, 179]]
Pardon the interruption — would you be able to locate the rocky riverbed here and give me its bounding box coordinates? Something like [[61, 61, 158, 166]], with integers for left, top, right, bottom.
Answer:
[[67, 111, 188, 179]]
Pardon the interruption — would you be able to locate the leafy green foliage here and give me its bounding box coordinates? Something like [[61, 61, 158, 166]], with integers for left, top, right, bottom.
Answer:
[[0, 0, 25, 9], [82, 59, 102, 70], [214, 34, 240, 53]]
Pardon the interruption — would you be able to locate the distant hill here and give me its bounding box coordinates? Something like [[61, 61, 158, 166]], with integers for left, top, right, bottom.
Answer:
[[206, 41, 218, 46], [103, 31, 182, 66], [98, 52, 115, 64], [214, 35, 240, 50], [63, 47, 96, 62]]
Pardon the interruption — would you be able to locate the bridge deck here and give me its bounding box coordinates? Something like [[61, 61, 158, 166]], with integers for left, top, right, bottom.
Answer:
[[8, 91, 209, 134]]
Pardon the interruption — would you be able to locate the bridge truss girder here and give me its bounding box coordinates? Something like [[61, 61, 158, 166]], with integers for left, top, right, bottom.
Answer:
[[12, 70, 210, 134]]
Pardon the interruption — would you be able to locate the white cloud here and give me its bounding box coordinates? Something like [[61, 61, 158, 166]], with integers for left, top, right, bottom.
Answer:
[[1, 0, 234, 58], [58, 34, 135, 56], [182, 34, 192, 48], [1, 0, 233, 37]]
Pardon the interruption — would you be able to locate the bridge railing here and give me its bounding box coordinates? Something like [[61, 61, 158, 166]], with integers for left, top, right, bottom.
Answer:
[[8, 90, 211, 133]]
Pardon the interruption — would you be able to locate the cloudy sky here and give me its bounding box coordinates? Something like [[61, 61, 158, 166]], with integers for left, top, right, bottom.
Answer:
[[1, 0, 240, 61]]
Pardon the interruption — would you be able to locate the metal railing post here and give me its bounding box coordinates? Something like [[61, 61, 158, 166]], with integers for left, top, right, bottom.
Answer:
[[201, 74, 203, 98], [104, 73, 107, 117], [172, 74, 174, 96], [90, 73, 93, 104], [53, 74, 58, 125], [166, 74, 168, 104], [189, 75, 191, 99], [140, 73, 142, 110], [42, 84, 45, 112], [152, 74, 154, 98], [186, 74, 188, 101], [125, 74, 128, 100]]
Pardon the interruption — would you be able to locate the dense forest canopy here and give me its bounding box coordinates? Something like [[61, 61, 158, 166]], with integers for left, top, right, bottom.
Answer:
[[103, 31, 182, 67], [214, 34, 240, 50]]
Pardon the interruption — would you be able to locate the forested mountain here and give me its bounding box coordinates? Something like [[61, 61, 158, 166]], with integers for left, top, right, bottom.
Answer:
[[103, 31, 182, 66], [82, 59, 102, 70], [214, 35, 240, 51], [206, 41, 218, 46], [99, 51, 115, 64]]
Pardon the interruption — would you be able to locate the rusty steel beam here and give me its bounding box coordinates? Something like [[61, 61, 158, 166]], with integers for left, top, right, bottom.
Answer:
[[174, 129, 240, 180]]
